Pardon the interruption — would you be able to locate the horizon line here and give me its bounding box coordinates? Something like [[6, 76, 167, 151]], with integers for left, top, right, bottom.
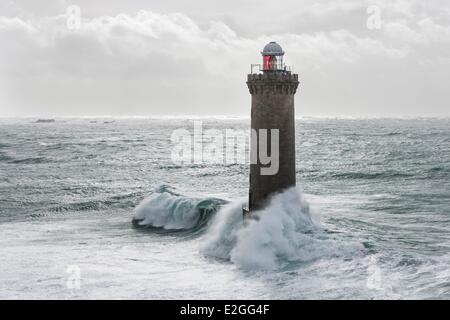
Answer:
[[1, 115, 450, 120]]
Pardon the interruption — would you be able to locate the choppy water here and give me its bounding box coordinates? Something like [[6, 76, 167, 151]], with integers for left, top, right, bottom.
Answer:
[[0, 117, 449, 299]]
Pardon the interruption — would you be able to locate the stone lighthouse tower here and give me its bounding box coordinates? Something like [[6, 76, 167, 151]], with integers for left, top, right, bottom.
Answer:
[[245, 41, 299, 216]]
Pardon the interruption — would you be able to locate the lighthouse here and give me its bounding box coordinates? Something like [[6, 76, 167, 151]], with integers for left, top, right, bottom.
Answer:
[[245, 41, 299, 216]]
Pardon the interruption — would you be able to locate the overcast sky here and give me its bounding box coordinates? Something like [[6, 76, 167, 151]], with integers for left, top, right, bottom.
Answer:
[[1, 0, 449, 117]]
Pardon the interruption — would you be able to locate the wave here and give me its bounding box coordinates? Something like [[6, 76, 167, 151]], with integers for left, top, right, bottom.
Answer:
[[131, 185, 365, 269], [49, 201, 103, 213], [31, 192, 144, 217], [201, 187, 365, 270], [330, 171, 413, 180], [428, 166, 450, 174], [132, 185, 226, 234], [0, 153, 13, 162], [8, 157, 51, 164]]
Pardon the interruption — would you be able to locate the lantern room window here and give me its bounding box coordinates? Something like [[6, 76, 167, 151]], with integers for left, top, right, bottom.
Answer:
[[261, 41, 285, 71], [250, 41, 290, 74], [263, 56, 278, 70]]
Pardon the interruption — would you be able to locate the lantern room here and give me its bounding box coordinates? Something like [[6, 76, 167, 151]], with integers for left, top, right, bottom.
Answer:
[[262, 41, 285, 71]]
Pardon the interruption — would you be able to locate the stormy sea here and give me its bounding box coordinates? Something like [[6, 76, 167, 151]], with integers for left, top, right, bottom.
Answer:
[[0, 117, 449, 299]]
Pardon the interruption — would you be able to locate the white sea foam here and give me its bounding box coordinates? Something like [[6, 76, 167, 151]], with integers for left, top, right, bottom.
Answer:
[[133, 185, 364, 269], [201, 187, 364, 270]]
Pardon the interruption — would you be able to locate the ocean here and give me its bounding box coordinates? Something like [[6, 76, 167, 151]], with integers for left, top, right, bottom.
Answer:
[[0, 117, 449, 299]]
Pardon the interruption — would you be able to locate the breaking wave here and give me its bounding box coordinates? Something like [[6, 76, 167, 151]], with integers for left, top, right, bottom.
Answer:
[[132, 185, 226, 234], [132, 185, 365, 270], [201, 187, 365, 270]]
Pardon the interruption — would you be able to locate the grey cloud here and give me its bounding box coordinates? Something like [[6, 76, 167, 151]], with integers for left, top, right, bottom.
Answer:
[[0, 0, 449, 117]]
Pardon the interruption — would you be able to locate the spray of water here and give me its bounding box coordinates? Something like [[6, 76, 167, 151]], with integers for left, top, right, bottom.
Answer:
[[132, 185, 364, 269], [201, 187, 364, 269]]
